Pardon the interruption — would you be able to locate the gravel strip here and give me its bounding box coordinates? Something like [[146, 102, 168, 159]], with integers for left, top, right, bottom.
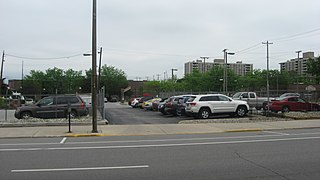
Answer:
[[179, 111, 320, 124]]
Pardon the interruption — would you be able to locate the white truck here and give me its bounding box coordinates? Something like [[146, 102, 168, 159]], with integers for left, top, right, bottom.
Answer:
[[232, 92, 273, 110]]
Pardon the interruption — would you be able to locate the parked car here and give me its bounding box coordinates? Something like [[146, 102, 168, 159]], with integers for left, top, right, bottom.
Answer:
[[14, 95, 88, 119], [279, 93, 300, 98], [163, 96, 183, 115], [24, 98, 34, 105], [176, 96, 193, 116], [152, 98, 167, 111], [163, 95, 193, 116], [267, 96, 320, 113], [137, 96, 153, 108], [110, 96, 118, 102], [232, 92, 275, 110], [144, 98, 161, 110], [186, 94, 249, 119], [130, 97, 141, 108], [158, 99, 169, 114]]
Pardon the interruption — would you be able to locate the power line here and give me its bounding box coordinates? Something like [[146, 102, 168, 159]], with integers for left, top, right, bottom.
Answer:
[[6, 51, 90, 60], [271, 27, 320, 42], [235, 43, 263, 54]]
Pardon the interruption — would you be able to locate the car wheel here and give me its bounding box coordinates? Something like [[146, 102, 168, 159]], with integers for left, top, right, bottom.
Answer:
[[176, 109, 182, 116], [198, 108, 210, 119], [21, 112, 32, 119], [282, 106, 290, 113], [236, 106, 247, 117]]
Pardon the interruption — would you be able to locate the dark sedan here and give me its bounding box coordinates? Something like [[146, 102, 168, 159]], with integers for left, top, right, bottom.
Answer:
[[268, 96, 320, 113]]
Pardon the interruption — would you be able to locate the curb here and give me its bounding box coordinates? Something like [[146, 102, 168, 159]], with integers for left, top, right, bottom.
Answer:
[[65, 133, 106, 137], [224, 128, 263, 133]]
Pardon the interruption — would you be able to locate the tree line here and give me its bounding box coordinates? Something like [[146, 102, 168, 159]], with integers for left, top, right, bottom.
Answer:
[[12, 56, 320, 98], [22, 65, 128, 98], [144, 56, 320, 96]]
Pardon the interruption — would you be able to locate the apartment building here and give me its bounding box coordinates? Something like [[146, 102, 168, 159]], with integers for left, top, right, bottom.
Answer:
[[279, 52, 316, 76], [184, 59, 253, 76]]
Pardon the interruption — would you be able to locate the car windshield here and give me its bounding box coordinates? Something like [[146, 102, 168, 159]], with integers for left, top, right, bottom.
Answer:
[[232, 92, 242, 98]]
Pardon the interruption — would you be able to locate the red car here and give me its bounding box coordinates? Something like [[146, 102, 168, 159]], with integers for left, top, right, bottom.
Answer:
[[268, 96, 320, 113]]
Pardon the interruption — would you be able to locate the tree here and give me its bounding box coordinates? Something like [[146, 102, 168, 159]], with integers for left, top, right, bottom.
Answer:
[[99, 65, 128, 97], [24, 70, 47, 94], [24, 68, 84, 94], [307, 57, 320, 83]]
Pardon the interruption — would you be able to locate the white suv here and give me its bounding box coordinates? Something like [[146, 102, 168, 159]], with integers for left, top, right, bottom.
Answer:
[[185, 94, 249, 119]]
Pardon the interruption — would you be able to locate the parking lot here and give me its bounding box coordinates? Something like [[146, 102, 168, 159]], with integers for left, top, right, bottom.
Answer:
[[105, 102, 195, 125]]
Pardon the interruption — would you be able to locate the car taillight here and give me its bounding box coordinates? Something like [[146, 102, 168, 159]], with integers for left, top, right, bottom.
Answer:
[[80, 102, 85, 109], [190, 102, 197, 106]]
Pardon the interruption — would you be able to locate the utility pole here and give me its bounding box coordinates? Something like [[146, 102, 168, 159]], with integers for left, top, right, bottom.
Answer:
[[200, 56, 209, 73], [171, 69, 178, 81], [91, 0, 98, 133], [97, 47, 103, 91], [21, 60, 24, 94], [0, 51, 4, 95], [296, 50, 301, 93], [262, 41, 273, 115]]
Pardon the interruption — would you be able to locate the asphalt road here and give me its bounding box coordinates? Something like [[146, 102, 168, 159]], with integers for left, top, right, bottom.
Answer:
[[105, 102, 193, 124], [1, 128, 320, 180]]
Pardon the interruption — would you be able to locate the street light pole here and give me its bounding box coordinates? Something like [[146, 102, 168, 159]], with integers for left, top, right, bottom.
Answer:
[[296, 50, 301, 93], [0, 51, 5, 95], [222, 49, 235, 95], [98, 47, 103, 91], [200, 56, 209, 73], [91, 0, 98, 133]]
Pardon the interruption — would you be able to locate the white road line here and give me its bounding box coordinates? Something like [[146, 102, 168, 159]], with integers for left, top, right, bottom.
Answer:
[[1, 136, 320, 152], [1, 131, 320, 147], [60, 137, 67, 144], [11, 165, 149, 173], [263, 131, 290, 135]]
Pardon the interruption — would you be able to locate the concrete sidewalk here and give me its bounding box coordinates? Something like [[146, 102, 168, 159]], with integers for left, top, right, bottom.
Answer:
[[0, 119, 320, 138]]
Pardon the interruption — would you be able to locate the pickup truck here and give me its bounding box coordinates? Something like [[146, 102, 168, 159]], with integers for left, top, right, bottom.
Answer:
[[232, 92, 274, 110]]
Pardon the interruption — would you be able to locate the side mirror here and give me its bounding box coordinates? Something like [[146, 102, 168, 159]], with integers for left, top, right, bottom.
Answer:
[[239, 96, 242, 100]]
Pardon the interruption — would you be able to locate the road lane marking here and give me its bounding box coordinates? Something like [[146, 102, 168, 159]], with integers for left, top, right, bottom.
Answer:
[[1, 131, 319, 147], [263, 131, 290, 135], [11, 165, 149, 173], [60, 137, 67, 144], [1, 136, 320, 152]]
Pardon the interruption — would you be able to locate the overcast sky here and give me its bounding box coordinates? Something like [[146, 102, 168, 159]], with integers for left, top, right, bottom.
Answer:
[[1, 0, 320, 81]]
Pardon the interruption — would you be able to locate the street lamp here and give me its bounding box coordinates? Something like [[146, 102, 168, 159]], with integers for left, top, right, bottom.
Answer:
[[200, 56, 209, 73], [222, 49, 235, 95], [295, 50, 301, 93]]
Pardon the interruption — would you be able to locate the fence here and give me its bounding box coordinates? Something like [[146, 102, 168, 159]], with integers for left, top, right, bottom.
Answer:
[[159, 90, 320, 102]]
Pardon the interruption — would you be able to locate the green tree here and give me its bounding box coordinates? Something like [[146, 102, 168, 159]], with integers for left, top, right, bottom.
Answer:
[[63, 69, 84, 93], [99, 65, 128, 97], [24, 70, 47, 94], [24, 67, 84, 94], [307, 57, 320, 83]]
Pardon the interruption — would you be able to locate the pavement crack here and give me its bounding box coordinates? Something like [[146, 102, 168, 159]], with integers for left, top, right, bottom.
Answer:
[[234, 151, 291, 180]]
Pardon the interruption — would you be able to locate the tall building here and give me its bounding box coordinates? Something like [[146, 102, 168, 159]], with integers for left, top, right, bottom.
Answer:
[[184, 59, 253, 76], [279, 52, 316, 76]]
